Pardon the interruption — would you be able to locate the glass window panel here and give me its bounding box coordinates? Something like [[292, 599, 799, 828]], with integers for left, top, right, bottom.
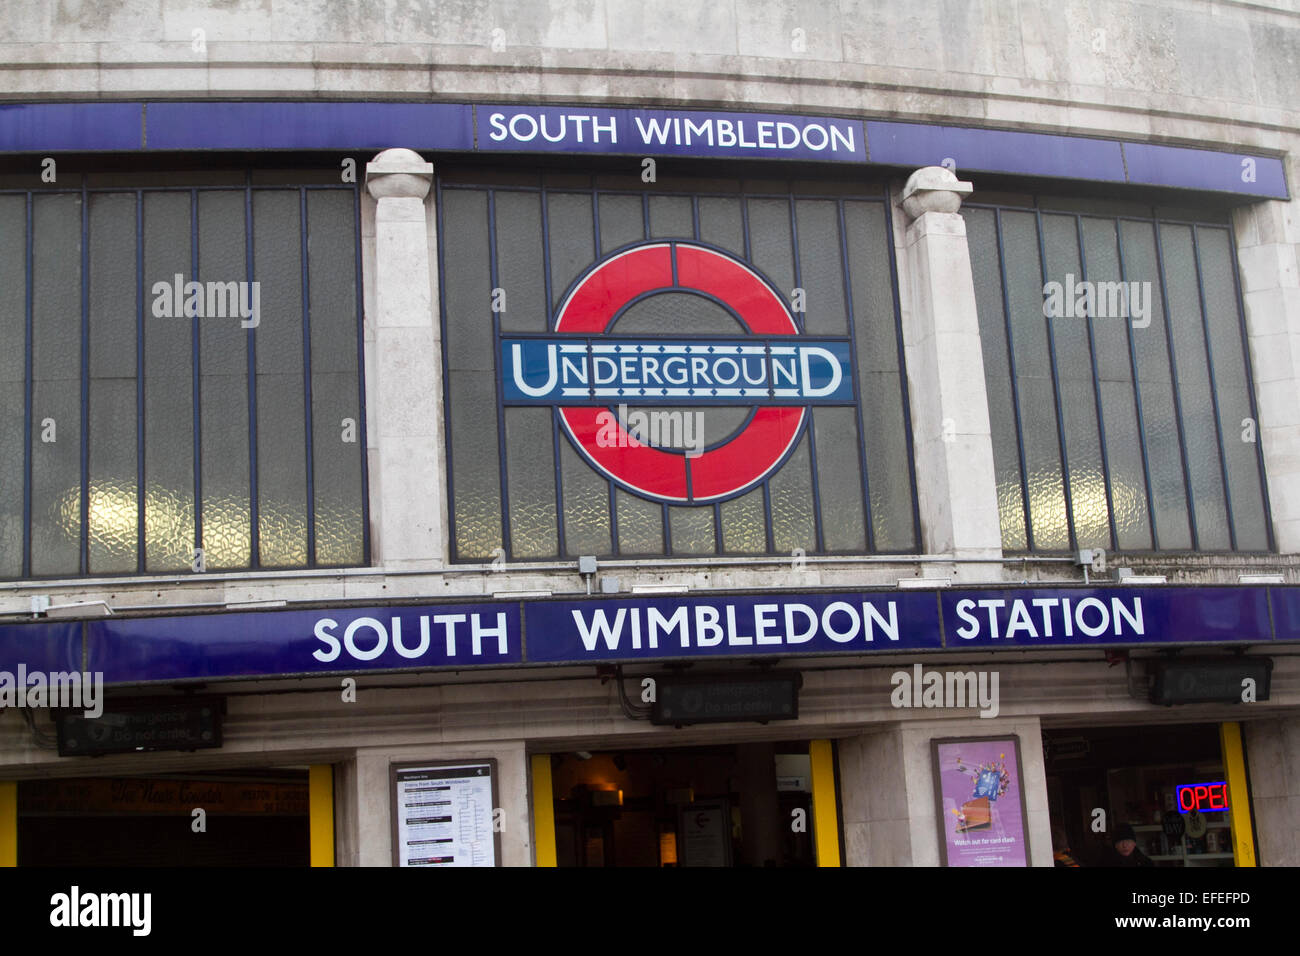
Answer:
[[648, 196, 693, 239], [560, 439, 610, 556], [1159, 223, 1229, 549], [505, 407, 558, 558], [495, 190, 547, 333], [0, 196, 28, 575], [697, 196, 745, 258], [963, 206, 1027, 549], [87, 193, 139, 573], [1196, 227, 1268, 550], [598, 194, 646, 254], [142, 191, 194, 571], [719, 486, 765, 553], [1099, 380, 1153, 550], [30, 193, 82, 576], [616, 488, 662, 555], [812, 406, 865, 551], [442, 189, 494, 372], [1081, 216, 1153, 551], [668, 503, 714, 555], [1120, 219, 1192, 549], [448, 369, 502, 559], [844, 201, 915, 551], [253, 190, 308, 566], [746, 198, 795, 309], [769, 430, 815, 553], [546, 192, 595, 312], [198, 190, 251, 569], [794, 200, 848, 336], [307, 190, 365, 566], [1041, 213, 1109, 548], [1002, 210, 1069, 549]]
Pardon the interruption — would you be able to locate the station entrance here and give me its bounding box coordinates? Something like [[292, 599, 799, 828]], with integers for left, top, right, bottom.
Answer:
[[547, 741, 822, 867], [16, 768, 311, 866]]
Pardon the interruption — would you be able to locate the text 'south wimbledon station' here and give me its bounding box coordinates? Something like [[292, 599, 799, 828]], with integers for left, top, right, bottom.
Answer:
[[0, 586, 1272, 685]]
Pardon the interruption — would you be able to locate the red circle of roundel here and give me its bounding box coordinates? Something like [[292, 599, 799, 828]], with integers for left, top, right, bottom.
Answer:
[[555, 242, 806, 503]]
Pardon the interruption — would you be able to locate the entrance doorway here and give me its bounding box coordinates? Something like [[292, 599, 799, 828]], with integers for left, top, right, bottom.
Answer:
[[17, 768, 310, 866], [550, 742, 817, 867], [1044, 723, 1247, 867]]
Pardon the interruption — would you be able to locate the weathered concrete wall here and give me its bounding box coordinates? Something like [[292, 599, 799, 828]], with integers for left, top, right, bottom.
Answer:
[[0, 1, 1296, 152]]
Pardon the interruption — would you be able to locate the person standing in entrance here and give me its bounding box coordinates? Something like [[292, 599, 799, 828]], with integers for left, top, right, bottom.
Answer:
[[1101, 823, 1154, 866]]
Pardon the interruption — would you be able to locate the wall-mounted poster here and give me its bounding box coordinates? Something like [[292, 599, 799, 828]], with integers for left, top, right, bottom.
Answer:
[[932, 737, 1030, 867], [391, 760, 500, 867], [678, 799, 733, 867]]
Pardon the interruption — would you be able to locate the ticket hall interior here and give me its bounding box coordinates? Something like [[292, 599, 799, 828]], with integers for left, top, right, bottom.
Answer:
[[547, 741, 822, 867]]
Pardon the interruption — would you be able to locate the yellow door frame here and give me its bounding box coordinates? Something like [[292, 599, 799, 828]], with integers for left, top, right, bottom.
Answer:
[[0, 781, 15, 867], [810, 739, 841, 866], [1219, 722, 1256, 867], [309, 764, 334, 867], [530, 754, 557, 867]]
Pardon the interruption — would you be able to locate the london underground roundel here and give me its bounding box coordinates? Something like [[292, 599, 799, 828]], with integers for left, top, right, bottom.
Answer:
[[502, 242, 856, 503]]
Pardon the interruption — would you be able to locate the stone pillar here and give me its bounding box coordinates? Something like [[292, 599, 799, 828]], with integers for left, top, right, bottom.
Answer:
[[1232, 194, 1300, 553], [1243, 717, 1300, 865], [364, 148, 446, 568], [735, 742, 781, 866], [334, 741, 532, 867], [838, 717, 1052, 866], [895, 167, 1003, 581]]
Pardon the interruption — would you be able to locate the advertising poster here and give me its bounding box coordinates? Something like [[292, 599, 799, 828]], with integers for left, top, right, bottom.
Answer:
[[391, 761, 499, 867], [932, 737, 1029, 867]]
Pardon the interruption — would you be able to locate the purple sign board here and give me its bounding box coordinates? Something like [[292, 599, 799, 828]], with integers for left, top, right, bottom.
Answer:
[[933, 736, 1030, 867], [477, 105, 866, 162], [0, 584, 1283, 686]]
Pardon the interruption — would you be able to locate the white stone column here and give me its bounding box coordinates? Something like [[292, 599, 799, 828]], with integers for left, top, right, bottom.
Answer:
[[364, 148, 446, 568], [838, 717, 1052, 866], [1243, 717, 1300, 865], [334, 742, 532, 867], [1233, 194, 1300, 553], [895, 167, 1003, 580]]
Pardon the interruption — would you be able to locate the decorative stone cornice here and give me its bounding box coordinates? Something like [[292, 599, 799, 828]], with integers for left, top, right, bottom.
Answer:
[[365, 148, 433, 200], [901, 166, 974, 220]]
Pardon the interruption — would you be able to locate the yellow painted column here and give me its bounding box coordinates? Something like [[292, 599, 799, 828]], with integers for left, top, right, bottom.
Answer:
[[809, 739, 841, 867], [308, 765, 334, 868], [1219, 723, 1256, 867], [531, 754, 557, 867], [0, 782, 15, 867]]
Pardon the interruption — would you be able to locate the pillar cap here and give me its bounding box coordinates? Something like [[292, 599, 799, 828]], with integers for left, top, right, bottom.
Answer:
[[902, 166, 973, 219], [366, 147, 433, 200]]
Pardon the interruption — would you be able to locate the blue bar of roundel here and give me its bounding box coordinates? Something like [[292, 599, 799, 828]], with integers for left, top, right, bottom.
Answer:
[[524, 592, 942, 663], [866, 121, 1127, 181], [1269, 587, 1300, 641], [0, 102, 142, 152], [87, 604, 521, 683], [1122, 143, 1288, 199], [0, 620, 83, 673], [943, 587, 1270, 648], [146, 101, 475, 151]]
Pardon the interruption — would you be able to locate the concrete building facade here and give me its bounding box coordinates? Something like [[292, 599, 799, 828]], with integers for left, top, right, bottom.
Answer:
[[0, 0, 1297, 868]]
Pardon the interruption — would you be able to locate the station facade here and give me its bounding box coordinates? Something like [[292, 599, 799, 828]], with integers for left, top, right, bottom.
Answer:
[[0, 1, 1298, 868]]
